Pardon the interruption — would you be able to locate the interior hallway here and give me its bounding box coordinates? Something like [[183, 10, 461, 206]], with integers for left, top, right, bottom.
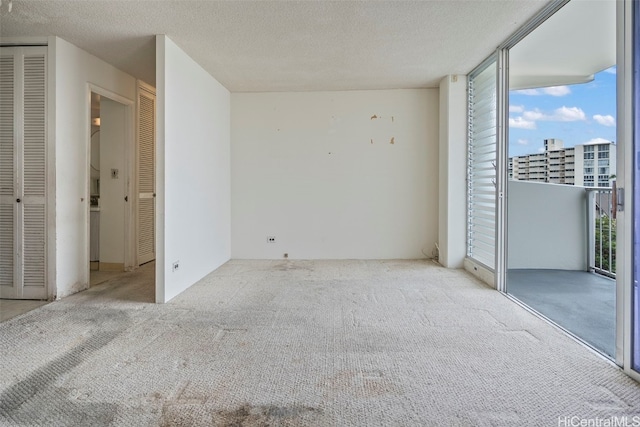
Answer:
[[0, 260, 638, 426]]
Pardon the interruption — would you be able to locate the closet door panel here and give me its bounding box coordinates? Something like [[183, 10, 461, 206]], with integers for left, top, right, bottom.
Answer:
[[0, 52, 16, 298], [0, 47, 47, 300], [137, 83, 155, 265]]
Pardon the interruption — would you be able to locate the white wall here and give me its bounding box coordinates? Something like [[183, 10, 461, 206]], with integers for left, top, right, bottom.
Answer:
[[156, 35, 231, 303], [231, 89, 438, 259], [508, 180, 587, 270], [53, 37, 136, 298], [438, 75, 467, 268], [98, 98, 126, 264]]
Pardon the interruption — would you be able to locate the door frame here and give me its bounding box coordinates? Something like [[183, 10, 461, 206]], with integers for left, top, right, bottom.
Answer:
[[619, 0, 640, 381], [85, 84, 135, 283]]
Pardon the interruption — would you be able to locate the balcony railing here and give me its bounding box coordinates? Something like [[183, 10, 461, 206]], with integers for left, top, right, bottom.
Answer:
[[586, 187, 616, 278]]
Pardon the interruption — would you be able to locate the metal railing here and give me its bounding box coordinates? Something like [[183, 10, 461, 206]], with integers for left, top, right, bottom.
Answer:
[[586, 187, 616, 278]]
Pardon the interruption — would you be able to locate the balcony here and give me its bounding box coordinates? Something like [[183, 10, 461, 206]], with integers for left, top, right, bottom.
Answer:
[[507, 181, 616, 357]]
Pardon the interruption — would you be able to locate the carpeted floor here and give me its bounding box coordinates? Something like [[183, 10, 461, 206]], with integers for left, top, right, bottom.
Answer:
[[1, 260, 639, 426]]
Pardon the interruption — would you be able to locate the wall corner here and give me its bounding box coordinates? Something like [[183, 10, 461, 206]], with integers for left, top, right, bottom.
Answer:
[[438, 75, 467, 269]]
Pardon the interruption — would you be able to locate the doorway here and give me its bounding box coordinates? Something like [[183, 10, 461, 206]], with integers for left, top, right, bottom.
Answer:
[[87, 89, 133, 287], [504, 0, 617, 359], [86, 82, 157, 302]]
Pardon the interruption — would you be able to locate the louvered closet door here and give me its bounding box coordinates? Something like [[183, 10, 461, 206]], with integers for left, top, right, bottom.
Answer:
[[0, 52, 16, 297], [0, 47, 47, 300], [137, 83, 156, 265]]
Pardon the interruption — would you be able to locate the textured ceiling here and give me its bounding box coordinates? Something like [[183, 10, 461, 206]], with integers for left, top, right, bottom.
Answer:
[[0, 0, 549, 92]]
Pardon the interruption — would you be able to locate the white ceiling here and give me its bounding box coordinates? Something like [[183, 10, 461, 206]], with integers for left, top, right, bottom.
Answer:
[[0, 0, 551, 92], [509, 0, 616, 90]]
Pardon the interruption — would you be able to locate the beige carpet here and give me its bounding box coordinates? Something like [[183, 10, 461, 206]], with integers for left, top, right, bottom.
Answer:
[[0, 260, 639, 426]]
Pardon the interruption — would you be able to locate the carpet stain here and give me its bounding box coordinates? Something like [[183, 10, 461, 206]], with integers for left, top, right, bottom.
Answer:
[[0, 309, 128, 425], [273, 261, 314, 272], [321, 370, 401, 398], [160, 403, 322, 427]]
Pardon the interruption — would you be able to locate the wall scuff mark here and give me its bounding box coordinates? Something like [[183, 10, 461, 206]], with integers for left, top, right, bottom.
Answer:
[[390, 137, 395, 145]]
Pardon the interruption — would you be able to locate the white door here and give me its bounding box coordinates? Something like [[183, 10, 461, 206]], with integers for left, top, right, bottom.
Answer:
[[0, 47, 47, 300], [137, 82, 156, 265]]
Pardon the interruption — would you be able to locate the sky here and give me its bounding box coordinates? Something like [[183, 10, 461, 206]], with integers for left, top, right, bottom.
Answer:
[[508, 67, 617, 157]]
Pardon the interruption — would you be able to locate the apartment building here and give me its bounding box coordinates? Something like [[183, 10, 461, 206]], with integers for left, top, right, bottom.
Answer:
[[509, 138, 616, 187]]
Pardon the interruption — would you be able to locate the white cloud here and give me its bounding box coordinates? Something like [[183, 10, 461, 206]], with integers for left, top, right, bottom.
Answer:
[[517, 139, 529, 146], [509, 106, 586, 130], [513, 89, 540, 96], [593, 114, 615, 127], [509, 105, 525, 113], [604, 66, 617, 75], [516, 106, 586, 123], [542, 86, 571, 96], [551, 106, 586, 122], [583, 137, 612, 145], [537, 147, 545, 153], [509, 117, 536, 129], [523, 109, 545, 121]]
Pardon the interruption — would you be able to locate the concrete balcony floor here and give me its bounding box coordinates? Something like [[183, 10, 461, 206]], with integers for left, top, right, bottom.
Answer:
[[507, 269, 615, 358]]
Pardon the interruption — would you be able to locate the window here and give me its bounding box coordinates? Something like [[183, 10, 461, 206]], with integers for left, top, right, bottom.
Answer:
[[467, 58, 497, 269]]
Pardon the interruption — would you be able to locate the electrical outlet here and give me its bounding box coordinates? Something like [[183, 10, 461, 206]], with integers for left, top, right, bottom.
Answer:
[[267, 236, 276, 243], [172, 261, 180, 272]]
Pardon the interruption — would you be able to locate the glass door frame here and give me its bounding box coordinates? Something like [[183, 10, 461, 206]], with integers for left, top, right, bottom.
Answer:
[[622, 0, 639, 380], [473, 0, 638, 378]]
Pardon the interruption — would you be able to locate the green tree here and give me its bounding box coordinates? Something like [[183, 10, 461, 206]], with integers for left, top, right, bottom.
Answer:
[[595, 215, 616, 273]]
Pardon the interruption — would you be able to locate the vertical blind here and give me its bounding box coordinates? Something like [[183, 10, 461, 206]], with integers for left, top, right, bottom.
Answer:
[[467, 60, 497, 269]]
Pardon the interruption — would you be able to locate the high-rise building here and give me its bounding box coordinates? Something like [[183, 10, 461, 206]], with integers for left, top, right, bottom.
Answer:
[[509, 139, 616, 187]]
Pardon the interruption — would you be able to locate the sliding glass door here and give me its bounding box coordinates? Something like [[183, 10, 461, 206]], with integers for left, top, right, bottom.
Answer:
[[632, 0, 640, 376]]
